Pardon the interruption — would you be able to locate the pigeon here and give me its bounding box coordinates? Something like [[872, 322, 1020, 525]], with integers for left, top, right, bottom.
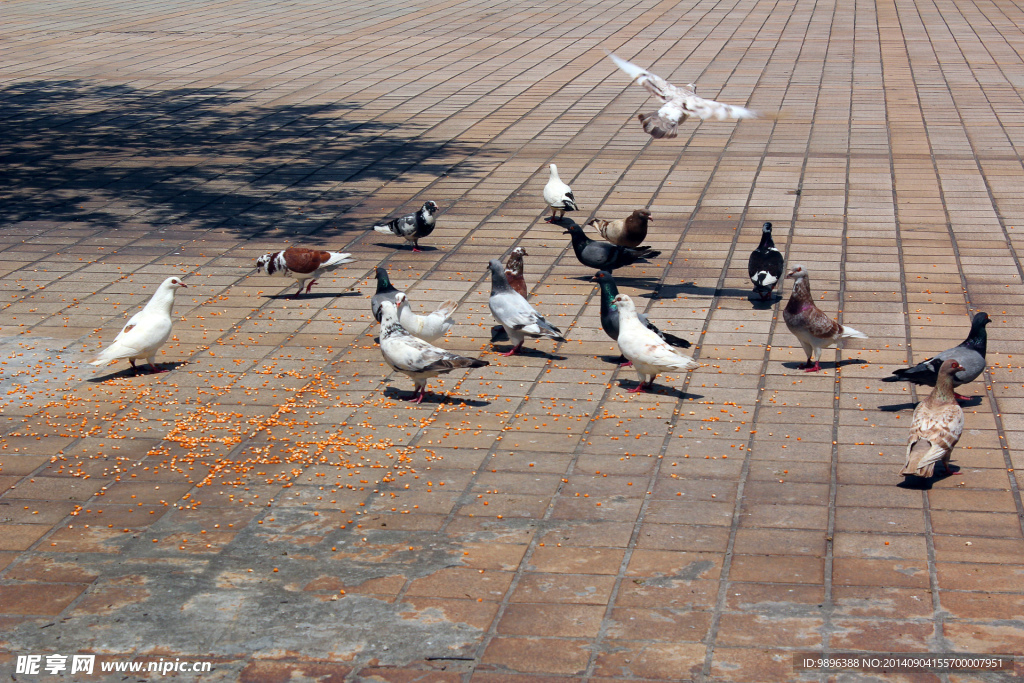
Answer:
[[89, 276, 188, 374], [593, 271, 690, 366], [395, 291, 458, 342], [588, 210, 652, 249], [564, 223, 660, 271], [487, 259, 566, 356], [782, 265, 867, 372], [747, 221, 784, 300], [372, 201, 439, 251], [378, 300, 488, 403], [901, 359, 965, 478], [607, 51, 762, 139], [371, 266, 402, 323], [491, 247, 528, 342], [613, 294, 699, 393], [882, 312, 989, 401], [543, 164, 579, 223], [255, 247, 355, 298]]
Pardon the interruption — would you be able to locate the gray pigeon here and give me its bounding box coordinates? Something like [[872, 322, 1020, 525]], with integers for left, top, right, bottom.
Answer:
[[378, 300, 488, 403], [371, 266, 402, 322], [882, 312, 989, 401], [372, 201, 438, 251], [487, 259, 566, 356]]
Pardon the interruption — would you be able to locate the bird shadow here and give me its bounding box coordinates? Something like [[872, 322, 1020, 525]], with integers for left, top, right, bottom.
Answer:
[[371, 242, 441, 252], [748, 293, 780, 309], [644, 282, 755, 300], [617, 380, 701, 399], [489, 345, 566, 361], [88, 361, 189, 382], [897, 464, 961, 490], [781, 358, 863, 372], [599, 354, 629, 365], [383, 387, 490, 407], [262, 291, 362, 300], [878, 401, 918, 413]]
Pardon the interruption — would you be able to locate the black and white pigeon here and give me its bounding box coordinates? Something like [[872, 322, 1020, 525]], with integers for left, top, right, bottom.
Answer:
[[882, 312, 990, 401], [487, 259, 566, 356], [378, 300, 488, 404], [543, 164, 579, 223], [255, 247, 355, 298], [370, 266, 402, 322], [372, 201, 439, 252], [564, 223, 659, 271], [747, 221, 784, 300], [607, 52, 762, 139], [593, 271, 690, 365], [89, 276, 188, 374]]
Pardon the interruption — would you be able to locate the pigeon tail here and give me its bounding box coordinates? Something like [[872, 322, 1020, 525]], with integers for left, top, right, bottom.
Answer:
[[638, 112, 679, 139], [372, 223, 395, 235], [660, 331, 692, 349], [839, 325, 868, 340]]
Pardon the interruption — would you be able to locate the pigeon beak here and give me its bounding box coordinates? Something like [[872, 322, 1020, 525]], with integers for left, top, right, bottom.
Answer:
[[179, 283, 188, 288]]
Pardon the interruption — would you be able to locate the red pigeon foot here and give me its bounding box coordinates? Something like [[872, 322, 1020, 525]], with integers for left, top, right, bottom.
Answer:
[[500, 344, 523, 357], [619, 360, 633, 367], [304, 279, 317, 293], [149, 364, 169, 374], [954, 392, 971, 401], [803, 362, 822, 373], [627, 383, 647, 393]]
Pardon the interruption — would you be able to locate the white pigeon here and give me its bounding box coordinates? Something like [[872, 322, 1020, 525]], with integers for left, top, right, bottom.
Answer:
[[395, 291, 458, 342], [487, 259, 566, 356], [378, 300, 488, 403], [613, 293, 699, 393], [89, 276, 188, 374], [543, 164, 580, 223], [255, 247, 355, 298], [607, 51, 762, 139]]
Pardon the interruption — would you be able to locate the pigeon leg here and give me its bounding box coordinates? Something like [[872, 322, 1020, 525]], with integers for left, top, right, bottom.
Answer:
[[304, 279, 317, 293], [412, 240, 422, 253], [292, 282, 304, 299], [148, 363, 169, 374], [544, 208, 557, 224], [411, 389, 425, 404], [627, 382, 646, 393], [802, 362, 822, 373], [129, 358, 139, 375], [500, 343, 524, 357]]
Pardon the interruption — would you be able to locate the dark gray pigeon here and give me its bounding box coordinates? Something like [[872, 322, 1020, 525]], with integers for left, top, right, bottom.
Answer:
[[882, 311, 989, 400], [747, 221, 784, 300], [563, 223, 659, 271], [370, 266, 402, 322]]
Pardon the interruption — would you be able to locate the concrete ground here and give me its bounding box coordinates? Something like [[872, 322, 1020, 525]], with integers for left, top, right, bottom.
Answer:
[[1, 0, 1023, 680]]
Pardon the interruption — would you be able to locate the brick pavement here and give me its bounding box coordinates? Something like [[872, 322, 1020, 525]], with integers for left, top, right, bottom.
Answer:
[[1, 0, 1023, 680]]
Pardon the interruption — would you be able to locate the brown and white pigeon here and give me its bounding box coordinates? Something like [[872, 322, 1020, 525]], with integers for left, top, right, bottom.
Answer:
[[255, 247, 354, 298], [491, 247, 529, 342], [901, 359, 965, 478], [607, 52, 762, 140], [782, 265, 867, 372], [89, 276, 188, 374], [588, 210, 652, 249]]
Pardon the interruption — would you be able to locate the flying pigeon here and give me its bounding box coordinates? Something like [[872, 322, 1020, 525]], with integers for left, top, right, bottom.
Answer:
[[882, 312, 989, 401], [487, 259, 566, 356], [901, 359, 965, 478], [370, 266, 402, 323], [607, 51, 761, 139], [378, 300, 488, 403], [543, 164, 579, 223], [782, 265, 867, 372], [89, 276, 188, 374], [564, 223, 659, 271], [372, 201, 439, 251], [593, 271, 690, 366], [395, 291, 458, 342], [491, 247, 529, 342], [613, 293, 699, 393], [255, 247, 355, 298], [747, 221, 784, 300], [588, 210, 652, 249]]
